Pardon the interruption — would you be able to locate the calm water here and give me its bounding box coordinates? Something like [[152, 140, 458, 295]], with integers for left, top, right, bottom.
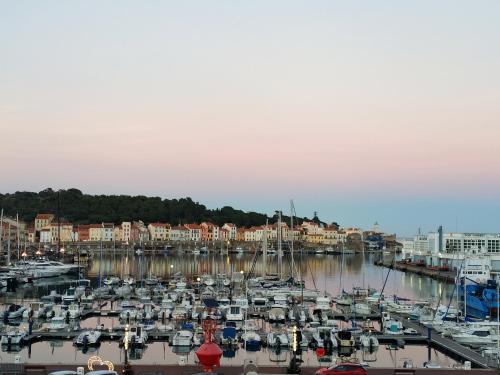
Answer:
[[0, 252, 458, 368]]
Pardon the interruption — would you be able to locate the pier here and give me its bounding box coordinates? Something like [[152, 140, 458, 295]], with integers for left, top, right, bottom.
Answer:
[[374, 261, 456, 283]]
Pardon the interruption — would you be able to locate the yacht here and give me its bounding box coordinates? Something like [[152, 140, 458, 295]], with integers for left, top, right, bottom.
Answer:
[[452, 327, 496, 347], [123, 325, 148, 347], [3, 304, 27, 320], [67, 303, 81, 319], [23, 302, 52, 320], [353, 303, 371, 316], [48, 316, 69, 331], [1, 329, 28, 346], [335, 330, 355, 347], [172, 330, 194, 346], [62, 287, 77, 304], [12, 259, 79, 278], [103, 276, 120, 286], [226, 305, 244, 322], [74, 330, 102, 346], [242, 331, 261, 350], [315, 296, 332, 310], [359, 333, 379, 349], [267, 332, 289, 347], [268, 306, 286, 323], [384, 320, 404, 335]]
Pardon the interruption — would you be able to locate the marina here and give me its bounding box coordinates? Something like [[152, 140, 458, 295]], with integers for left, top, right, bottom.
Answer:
[[1, 246, 498, 372]]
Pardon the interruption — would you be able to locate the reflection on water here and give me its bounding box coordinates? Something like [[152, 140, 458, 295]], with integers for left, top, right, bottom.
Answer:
[[0, 253, 458, 368], [1, 252, 453, 303], [0, 340, 458, 369]]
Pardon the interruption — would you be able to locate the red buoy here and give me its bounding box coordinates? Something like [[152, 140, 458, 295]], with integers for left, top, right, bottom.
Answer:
[[195, 319, 223, 372]]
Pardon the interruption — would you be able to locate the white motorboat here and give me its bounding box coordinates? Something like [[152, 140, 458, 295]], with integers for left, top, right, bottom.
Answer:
[[232, 295, 249, 309], [23, 302, 53, 319], [80, 291, 95, 309], [1, 329, 28, 345], [353, 303, 371, 316], [452, 327, 496, 347], [123, 276, 135, 286], [226, 305, 244, 322], [172, 306, 188, 320], [335, 330, 355, 347], [359, 333, 379, 348], [315, 296, 332, 310], [335, 293, 353, 306], [62, 287, 77, 304], [67, 303, 81, 319], [384, 320, 404, 335], [4, 304, 27, 320], [74, 330, 102, 346], [268, 306, 286, 323], [267, 332, 289, 347], [104, 276, 120, 286], [49, 316, 69, 331], [115, 284, 132, 298], [123, 325, 148, 347], [172, 330, 193, 346]]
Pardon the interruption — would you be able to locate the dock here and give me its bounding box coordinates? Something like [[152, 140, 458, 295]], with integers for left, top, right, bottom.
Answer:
[[375, 261, 456, 283], [389, 312, 494, 369]]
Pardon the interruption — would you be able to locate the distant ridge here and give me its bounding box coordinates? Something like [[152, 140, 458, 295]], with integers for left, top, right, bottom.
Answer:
[[0, 188, 322, 227]]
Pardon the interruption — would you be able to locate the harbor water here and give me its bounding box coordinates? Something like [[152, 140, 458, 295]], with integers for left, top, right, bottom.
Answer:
[[0, 252, 458, 368]]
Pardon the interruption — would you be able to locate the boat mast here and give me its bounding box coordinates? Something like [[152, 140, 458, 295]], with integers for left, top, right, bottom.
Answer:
[[16, 213, 20, 260], [98, 222, 103, 288], [7, 221, 11, 266], [261, 220, 268, 277], [277, 211, 282, 280], [290, 200, 295, 280], [0, 209, 3, 265]]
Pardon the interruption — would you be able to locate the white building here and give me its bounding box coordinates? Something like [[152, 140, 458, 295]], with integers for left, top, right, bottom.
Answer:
[[405, 228, 500, 275], [222, 223, 237, 240]]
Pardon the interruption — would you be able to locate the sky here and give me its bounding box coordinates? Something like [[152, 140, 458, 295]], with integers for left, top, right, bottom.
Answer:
[[1, 1, 500, 236]]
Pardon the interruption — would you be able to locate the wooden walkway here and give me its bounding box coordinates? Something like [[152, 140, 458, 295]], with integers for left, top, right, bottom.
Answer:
[[391, 313, 492, 369]]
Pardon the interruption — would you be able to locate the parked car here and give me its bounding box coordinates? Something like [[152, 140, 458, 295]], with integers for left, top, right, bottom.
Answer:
[[316, 363, 368, 375]]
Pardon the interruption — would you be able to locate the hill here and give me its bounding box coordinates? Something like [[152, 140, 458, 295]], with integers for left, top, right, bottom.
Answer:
[[0, 188, 319, 227]]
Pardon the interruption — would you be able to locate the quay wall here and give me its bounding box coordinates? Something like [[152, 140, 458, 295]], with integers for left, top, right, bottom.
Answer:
[[375, 260, 456, 283]]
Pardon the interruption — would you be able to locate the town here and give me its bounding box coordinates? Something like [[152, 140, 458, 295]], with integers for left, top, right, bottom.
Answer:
[[0, 211, 399, 255]]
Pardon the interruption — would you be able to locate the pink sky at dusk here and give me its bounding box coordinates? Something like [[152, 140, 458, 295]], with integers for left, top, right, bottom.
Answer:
[[1, 1, 500, 234]]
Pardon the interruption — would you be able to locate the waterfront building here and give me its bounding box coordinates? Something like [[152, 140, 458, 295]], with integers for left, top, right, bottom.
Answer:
[[170, 225, 190, 241], [34, 213, 54, 231], [244, 227, 257, 242], [236, 228, 245, 241], [306, 233, 323, 244], [184, 224, 202, 242], [289, 226, 302, 241], [88, 223, 115, 242], [48, 222, 74, 244], [40, 228, 51, 243], [148, 222, 170, 241], [113, 224, 123, 242], [301, 221, 322, 235], [222, 223, 237, 240], [75, 225, 90, 242], [28, 226, 36, 243], [121, 222, 132, 242], [219, 228, 229, 241], [1, 217, 27, 249], [200, 222, 219, 241], [323, 226, 346, 245], [404, 229, 500, 277]]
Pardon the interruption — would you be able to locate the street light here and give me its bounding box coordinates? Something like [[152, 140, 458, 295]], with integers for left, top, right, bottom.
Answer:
[[60, 247, 65, 254]]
